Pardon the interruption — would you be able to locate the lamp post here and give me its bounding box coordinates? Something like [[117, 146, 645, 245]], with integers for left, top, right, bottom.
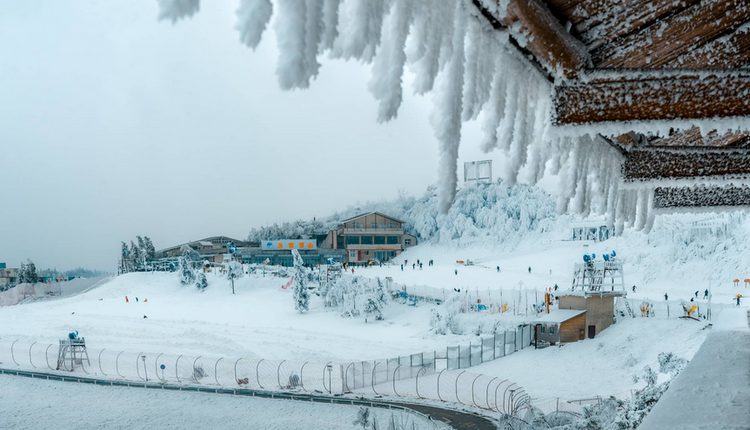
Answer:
[[142, 355, 148, 382]]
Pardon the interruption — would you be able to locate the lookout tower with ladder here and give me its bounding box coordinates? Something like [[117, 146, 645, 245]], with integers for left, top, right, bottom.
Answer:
[[56, 331, 90, 371]]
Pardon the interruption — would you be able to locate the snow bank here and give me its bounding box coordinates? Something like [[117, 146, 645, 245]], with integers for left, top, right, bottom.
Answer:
[[639, 310, 750, 430]]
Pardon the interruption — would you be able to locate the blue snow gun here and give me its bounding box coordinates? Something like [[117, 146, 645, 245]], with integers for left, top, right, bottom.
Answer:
[[68, 330, 79, 340], [583, 254, 591, 263], [603, 254, 610, 261]]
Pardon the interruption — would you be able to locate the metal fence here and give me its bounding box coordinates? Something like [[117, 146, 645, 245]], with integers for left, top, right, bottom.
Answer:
[[615, 297, 733, 320], [0, 338, 531, 417]]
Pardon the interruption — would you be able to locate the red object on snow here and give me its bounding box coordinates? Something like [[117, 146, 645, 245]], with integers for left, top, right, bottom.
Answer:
[[282, 277, 294, 289]]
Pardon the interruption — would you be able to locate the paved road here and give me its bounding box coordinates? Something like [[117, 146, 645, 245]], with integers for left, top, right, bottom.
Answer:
[[0, 368, 501, 429]]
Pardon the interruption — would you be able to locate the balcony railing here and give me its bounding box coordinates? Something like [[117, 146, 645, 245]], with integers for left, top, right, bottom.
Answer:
[[342, 228, 404, 235]]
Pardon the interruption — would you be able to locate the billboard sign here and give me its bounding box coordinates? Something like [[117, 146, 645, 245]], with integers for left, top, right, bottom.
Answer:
[[262, 240, 317, 251]]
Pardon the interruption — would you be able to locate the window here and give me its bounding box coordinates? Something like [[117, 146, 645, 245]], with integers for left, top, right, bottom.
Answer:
[[374, 236, 386, 245], [387, 236, 399, 244], [540, 325, 546, 334], [346, 236, 360, 245], [365, 251, 369, 255], [371, 222, 377, 229], [388, 223, 396, 229], [404, 239, 411, 246], [350, 251, 356, 258], [549, 325, 555, 334], [360, 236, 373, 245]]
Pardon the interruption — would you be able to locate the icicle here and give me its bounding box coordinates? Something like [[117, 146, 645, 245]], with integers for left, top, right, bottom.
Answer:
[[274, 0, 309, 90], [496, 74, 519, 152], [503, 82, 529, 186], [634, 188, 649, 231], [236, 0, 273, 50], [320, 0, 342, 51], [368, 0, 413, 123], [643, 189, 656, 234], [332, 0, 387, 63], [157, 0, 199, 23], [431, 1, 467, 214], [302, 0, 326, 82], [408, 1, 445, 95], [479, 55, 507, 153], [462, 17, 482, 121]]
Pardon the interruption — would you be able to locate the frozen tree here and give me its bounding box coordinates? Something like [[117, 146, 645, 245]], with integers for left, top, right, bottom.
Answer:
[[157, 0, 199, 23], [17, 259, 38, 284], [353, 407, 370, 429], [429, 308, 448, 335], [130, 240, 142, 268], [178, 245, 197, 285], [180, 244, 200, 262], [291, 249, 309, 312], [144, 236, 156, 261], [226, 259, 243, 294], [195, 271, 208, 292]]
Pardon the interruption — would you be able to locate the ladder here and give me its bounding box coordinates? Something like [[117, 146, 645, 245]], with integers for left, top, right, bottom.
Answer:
[[623, 299, 635, 318]]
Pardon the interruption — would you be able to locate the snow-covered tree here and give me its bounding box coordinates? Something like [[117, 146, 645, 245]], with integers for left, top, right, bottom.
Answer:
[[144, 236, 156, 261], [180, 244, 200, 262], [17, 259, 38, 284], [353, 407, 370, 429], [178, 245, 197, 285], [226, 259, 243, 295], [195, 271, 208, 292], [291, 249, 309, 312]]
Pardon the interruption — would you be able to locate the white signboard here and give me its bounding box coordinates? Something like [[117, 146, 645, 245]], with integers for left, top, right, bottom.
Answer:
[[261, 240, 317, 251]]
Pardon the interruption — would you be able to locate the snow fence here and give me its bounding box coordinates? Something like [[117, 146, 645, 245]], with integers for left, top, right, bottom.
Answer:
[[0, 338, 535, 417]]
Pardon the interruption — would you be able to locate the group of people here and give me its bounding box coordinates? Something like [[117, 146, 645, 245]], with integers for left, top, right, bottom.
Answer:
[[400, 259, 433, 271]]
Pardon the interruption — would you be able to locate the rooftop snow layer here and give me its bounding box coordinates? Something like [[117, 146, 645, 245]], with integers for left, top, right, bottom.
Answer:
[[535, 309, 586, 324]]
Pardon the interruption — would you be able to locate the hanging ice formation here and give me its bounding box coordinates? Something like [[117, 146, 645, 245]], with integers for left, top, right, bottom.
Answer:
[[156, 0, 656, 233]]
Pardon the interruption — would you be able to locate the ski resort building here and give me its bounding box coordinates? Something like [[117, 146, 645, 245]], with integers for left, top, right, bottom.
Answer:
[[320, 212, 417, 264], [534, 309, 587, 345], [0, 264, 18, 288]]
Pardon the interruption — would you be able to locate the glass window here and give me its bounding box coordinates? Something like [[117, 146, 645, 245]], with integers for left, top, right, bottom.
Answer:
[[374, 236, 386, 245], [404, 239, 411, 245], [350, 251, 356, 258], [550, 325, 555, 334], [387, 236, 399, 244], [371, 222, 377, 229], [365, 251, 369, 255], [346, 236, 360, 245], [361, 236, 373, 245], [389, 223, 396, 229], [540, 325, 546, 334]]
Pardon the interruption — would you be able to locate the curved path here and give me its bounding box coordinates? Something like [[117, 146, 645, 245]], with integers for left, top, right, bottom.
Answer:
[[0, 368, 499, 430]]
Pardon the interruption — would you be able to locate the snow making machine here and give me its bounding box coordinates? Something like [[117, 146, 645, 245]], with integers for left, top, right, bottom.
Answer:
[[56, 330, 90, 371]]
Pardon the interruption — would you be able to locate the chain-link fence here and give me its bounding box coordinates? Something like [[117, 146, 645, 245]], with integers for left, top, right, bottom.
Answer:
[[0, 337, 531, 417]]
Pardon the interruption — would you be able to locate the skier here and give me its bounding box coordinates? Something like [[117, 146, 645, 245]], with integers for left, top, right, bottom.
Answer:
[[136, 297, 139, 302], [664, 293, 668, 301], [351, 268, 354, 275], [554, 284, 559, 291], [496, 266, 500, 273], [694, 291, 699, 299], [704, 289, 709, 299], [454, 269, 458, 276], [737, 294, 742, 307], [528, 266, 532, 274], [632, 285, 637, 293], [400, 264, 403, 271], [419, 263, 423, 270], [412, 263, 416, 270], [125, 296, 129, 303]]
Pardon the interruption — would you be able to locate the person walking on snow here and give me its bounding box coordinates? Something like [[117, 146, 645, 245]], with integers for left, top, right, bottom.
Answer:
[[496, 266, 500, 273], [664, 293, 668, 301], [400, 264, 403, 271], [351, 268, 354, 275], [412, 263, 416, 270], [528, 266, 532, 274], [736, 295, 742, 307], [632, 285, 636, 293], [125, 296, 129, 303], [554, 284, 559, 291], [704, 289, 709, 299], [454, 269, 458, 276]]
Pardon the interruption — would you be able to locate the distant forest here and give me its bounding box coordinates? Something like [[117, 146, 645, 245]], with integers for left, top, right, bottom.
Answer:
[[38, 267, 110, 279]]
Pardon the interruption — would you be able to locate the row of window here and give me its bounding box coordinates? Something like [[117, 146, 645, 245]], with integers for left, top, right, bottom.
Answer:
[[351, 222, 400, 229], [346, 235, 401, 245], [539, 325, 556, 335]]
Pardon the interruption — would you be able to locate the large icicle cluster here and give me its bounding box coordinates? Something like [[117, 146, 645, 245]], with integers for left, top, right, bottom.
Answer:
[[156, 0, 640, 230]]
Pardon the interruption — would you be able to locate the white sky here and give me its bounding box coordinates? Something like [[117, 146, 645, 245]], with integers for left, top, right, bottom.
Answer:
[[0, 0, 554, 271]]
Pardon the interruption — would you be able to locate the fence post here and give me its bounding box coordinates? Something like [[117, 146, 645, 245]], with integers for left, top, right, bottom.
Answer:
[[392, 365, 402, 397], [257, 359, 265, 389], [371, 362, 380, 395], [485, 377, 498, 410], [494, 379, 508, 412], [300, 361, 309, 391], [469, 341, 472, 367], [135, 352, 144, 381], [116, 351, 125, 378], [45, 344, 53, 370], [175, 355, 183, 382], [471, 374, 482, 408], [415, 366, 428, 399], [276, 360, 285, 389], [437, 369, 446, 401], [503, 331, 507, 356], [455, 371, 467, 404], [493, 334, 496, 360], [233, 358, 243, 385], [215, 357, 224, 385], [10, 340, 18, 366], [323, 361, 332, 393]]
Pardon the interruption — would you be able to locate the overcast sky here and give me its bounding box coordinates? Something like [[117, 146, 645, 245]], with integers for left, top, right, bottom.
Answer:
[[0, 1, 554, 272]]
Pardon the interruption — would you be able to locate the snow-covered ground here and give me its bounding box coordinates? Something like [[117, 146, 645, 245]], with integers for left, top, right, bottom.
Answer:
[[0, 374, 429, 430], [0, 272, 445, 362]]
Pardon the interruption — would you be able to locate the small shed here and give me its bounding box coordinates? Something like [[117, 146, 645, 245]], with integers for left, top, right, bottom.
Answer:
[[534, 310, 587, 345]]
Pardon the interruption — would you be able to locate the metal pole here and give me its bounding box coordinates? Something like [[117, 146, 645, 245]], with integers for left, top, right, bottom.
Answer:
[[10, 340, 19, 366], [192, 356, 202, 384], [155, 353, 163, 380], [455, 371, 467, 404], [116, 351, 125, 378], [322, 361, 331, 393], [257, 359, 265, 389], [300, 361, 309, 391], [45, 344, 53, 370], [28, 342, 37, 368], [493, 379, 508, 412], [471, 374, 482, 407], [436, 369, 447, 401], [485, 377, 498, 410], [136, 352, 144, 381], [371, 362, 380, 395], [215, 357, 224, 385], [392, 365, 402, 397], [175, 355, 183, 382], [415, 366, 428, 399], [277, 360, 286, 389], [234, 358, 243, 385]]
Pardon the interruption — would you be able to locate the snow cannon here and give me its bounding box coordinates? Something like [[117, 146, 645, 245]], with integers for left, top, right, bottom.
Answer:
[[603, 254, 610, 262], [591, 253, 596, 259], [68, 330, 79, 340], [611, 250, 616, 258], [583, 254, 591, 263]]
